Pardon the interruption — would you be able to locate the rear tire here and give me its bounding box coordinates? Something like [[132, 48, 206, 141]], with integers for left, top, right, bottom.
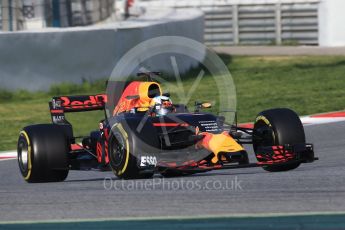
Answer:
[[17, 124, 69, 183], [108, 124, 154, 179], [253, 108, 305, 172]]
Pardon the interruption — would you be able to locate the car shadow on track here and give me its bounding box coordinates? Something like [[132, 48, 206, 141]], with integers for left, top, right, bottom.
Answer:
[[64, 166, 303, 183], [180, 170, 268, 178], [64, 177, 117, 183]]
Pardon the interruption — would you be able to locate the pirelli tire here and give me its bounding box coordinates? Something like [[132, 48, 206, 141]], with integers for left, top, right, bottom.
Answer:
[[253, 108, 305, 172], [108, 124, 154, 180], [17, 124, 69, 183]]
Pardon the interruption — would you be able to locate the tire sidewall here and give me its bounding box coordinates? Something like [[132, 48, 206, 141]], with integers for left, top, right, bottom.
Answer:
[[17, 131, 32, 180], [254, 108, 305, 149], [108, 122, 155, 179], [109, 123, 132, 178], [17, 124, 69, 182], [253, 108, 305, 172]]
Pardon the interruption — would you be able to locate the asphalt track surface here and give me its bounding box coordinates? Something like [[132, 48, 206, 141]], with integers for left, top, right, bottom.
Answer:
[[0, 121, 345, 227]]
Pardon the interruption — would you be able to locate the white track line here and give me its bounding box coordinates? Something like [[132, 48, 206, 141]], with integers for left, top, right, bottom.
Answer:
[[240, 110, 345, 128], [300, 116, 345, 126], [0, 151, 16, 161]]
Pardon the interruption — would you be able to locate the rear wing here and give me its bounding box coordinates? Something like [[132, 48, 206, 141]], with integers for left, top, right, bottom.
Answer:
[[49, 95, 107, 124], [48, 80, 146, 125]]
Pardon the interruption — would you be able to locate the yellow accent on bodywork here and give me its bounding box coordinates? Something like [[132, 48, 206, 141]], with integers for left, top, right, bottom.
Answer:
[[134, 82, 162, 111], [200, 132, 244, 164], [210, 132, 244, 163], [138, 82, 162, 100], [20, 131, 32, 181]]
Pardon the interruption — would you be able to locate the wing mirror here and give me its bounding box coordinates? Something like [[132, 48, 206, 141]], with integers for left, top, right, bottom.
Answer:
[[195, 101, 212, 112], [201, 102, 212, 109]]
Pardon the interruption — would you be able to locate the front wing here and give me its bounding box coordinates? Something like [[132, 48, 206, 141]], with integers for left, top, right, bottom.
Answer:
[[156, 143, 317, 174]]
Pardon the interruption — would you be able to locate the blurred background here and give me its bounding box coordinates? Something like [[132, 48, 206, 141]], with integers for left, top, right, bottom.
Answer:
[[0, 0, 344, 46]]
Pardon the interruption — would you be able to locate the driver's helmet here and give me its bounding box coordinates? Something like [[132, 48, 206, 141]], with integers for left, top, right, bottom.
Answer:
[[151, 95, 174, 116]]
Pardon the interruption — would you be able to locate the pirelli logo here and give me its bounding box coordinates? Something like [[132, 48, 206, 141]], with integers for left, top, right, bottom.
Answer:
[[256, 115, 272, 127]]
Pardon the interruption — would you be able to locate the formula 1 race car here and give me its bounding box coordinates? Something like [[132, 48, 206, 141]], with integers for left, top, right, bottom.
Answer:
[[17, 73, 317, 182]]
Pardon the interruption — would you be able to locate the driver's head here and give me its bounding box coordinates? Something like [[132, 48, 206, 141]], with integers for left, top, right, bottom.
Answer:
[[151, 96, 174, 116]]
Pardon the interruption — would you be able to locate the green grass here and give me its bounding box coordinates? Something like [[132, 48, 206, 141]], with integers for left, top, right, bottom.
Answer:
[[0, 81, 106, 151], [230, 56, 345, 122], [1, 55, 345, 151]]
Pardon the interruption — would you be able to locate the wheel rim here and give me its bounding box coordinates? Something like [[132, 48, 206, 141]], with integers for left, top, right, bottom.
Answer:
[[111, 133, 126, 167], [18, 140, 29, 172], [253, 120, 275, 151]]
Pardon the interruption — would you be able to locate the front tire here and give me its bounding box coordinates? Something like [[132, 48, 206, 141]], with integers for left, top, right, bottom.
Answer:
[[17, 124, 69, 183], [253, 108, 305, 172]]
